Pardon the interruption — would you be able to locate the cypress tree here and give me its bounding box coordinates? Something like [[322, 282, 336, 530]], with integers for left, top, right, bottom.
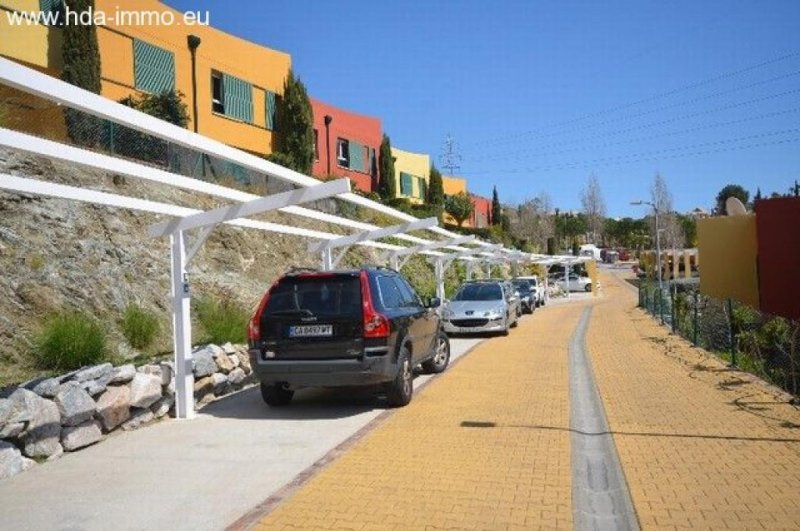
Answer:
[[427, 164, 445, 207], [61, 0, 101, 145], [491, 186, 502, 226], [378, 134, 396, 201], [274, 70, 314, 174]]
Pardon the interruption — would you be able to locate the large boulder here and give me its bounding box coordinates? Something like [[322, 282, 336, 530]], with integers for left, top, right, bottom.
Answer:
[[128, 373, 162, 409], [193, 376, 214, 402], [192, 348, 217, 378], [121, 408, 154, 431], [0, 441, 27, 480], [72, 363, 113, 383], [211, 373, 230, 396], [96, 385, 131, 431], [213, 350, 236, 374], [227, 368, 246, 386], [7, 389, 62, 459], [109, 364, 136, 384], [159, 362, 173, 386], [150, 396, 174, 419], [24, 377, 60, 398], [54, 383, 96, 427], [61, 420, 102, 451], [0, 398, 24, 439]]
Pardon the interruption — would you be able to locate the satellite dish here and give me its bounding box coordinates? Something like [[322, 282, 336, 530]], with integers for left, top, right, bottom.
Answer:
[[725, 197, 748, 216]]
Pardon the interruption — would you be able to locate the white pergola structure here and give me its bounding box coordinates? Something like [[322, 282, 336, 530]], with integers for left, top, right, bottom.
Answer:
[[309, 217, 439, 271], [146, 180, 351, 419], [387, 235, 476, 271]]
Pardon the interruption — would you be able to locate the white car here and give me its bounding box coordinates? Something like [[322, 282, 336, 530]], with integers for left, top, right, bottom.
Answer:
[[515, 276, 545, 307], [552, 273, 593, 292]]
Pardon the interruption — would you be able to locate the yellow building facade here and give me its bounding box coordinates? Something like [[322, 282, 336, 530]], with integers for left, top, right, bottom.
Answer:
[[441, 175, 468, 226], [0, 0, 291, 157], [391, 147, 429, 205]]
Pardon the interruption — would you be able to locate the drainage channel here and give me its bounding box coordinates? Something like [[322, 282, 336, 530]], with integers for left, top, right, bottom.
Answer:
[[570, 307, 639, 531]]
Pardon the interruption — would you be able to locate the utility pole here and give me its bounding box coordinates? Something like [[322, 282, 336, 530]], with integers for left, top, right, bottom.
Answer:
[[440, 134, 462, 175]]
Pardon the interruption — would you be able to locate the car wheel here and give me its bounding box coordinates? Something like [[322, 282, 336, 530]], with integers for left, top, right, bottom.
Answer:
[[500, 317, 510, 336], [386, 347, 413, 407], [421, 332, 450, 374], [260, 382, 293, 406], [585, 283, 592, 292]]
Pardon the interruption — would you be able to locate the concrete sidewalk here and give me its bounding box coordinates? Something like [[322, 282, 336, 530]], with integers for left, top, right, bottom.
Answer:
[[0, 338, 483, 530]]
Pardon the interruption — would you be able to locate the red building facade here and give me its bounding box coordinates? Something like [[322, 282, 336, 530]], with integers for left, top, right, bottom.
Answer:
[[469, 194, 493, 229], [310, 98, 382, 194]]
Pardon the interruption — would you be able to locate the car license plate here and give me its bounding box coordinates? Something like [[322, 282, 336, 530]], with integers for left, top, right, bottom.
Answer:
[[288, 324, 333, 338]]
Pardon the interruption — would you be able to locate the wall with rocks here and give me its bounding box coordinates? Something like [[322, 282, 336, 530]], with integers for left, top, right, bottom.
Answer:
[[0, 343, 253, 480]]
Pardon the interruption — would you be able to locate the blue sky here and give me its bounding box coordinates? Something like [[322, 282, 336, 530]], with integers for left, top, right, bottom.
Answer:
[[168, 0, 800, 217]]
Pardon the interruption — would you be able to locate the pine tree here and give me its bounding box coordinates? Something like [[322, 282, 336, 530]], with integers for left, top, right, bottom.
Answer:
[[491, 186, 502, 226], [754, 187, 762, 204], [378, 134, 396, 201], [273, 70, 314, 174], [62, 0, 101, 145]]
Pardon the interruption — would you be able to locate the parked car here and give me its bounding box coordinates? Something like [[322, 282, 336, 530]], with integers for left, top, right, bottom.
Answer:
[[511, 279, 535, 314], [552, 273, 593, 292], [515, 275, 545, 307], [247, 266, 450, 407], [442, 280, 520, 335]]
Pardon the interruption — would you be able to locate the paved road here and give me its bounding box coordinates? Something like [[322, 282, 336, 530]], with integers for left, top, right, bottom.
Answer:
[[0, 337, 484, 531]]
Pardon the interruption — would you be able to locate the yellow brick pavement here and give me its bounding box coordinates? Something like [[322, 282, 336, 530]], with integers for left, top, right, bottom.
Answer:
[[252, 303, 585, 530], [588, 272, 800, 530]]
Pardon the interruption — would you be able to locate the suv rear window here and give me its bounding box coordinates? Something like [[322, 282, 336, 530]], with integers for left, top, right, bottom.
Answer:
[[265, 276, 362, 318]]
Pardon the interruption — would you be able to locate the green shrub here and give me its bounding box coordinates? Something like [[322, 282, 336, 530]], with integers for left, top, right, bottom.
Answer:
[[121, 304, 160, 350], [36, 311, 106, 371], [194, 295, 249, 345]]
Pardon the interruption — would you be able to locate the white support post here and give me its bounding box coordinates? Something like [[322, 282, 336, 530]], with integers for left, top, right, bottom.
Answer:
[[485, 261, 491, 278], [321, 249, 333, 271], [466, 261, 473, 280], [565, 263, 570, 298], [435, 258, 445, 302], [170, 231, 194, 420], [390, 254, 400, 271]]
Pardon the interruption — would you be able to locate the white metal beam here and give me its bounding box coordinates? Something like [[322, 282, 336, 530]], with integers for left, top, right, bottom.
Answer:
[[309, 217, 438, 253], [148, 178, 350, 237], [390, 235, 476, 258], [0, 174, 402, 251]]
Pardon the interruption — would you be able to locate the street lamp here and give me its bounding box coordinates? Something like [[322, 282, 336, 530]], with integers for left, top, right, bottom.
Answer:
[[631, 200, 663, 292]]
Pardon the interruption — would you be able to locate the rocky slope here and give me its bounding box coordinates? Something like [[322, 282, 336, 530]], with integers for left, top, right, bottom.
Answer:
[[0, 148, 383, 385]]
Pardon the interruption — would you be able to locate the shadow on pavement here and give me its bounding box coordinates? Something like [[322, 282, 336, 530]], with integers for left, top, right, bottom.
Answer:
[[458, 420, 800, 444], [199, 385, 390, 421]]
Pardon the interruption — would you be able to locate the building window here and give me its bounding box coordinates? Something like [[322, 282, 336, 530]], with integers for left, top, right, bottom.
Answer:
[[313, 129, 319, 161], [337, 138, 350, 168], [417, 177, 427, 200], [133, 39, 175, 94], [212, 71, 253, 123], [211, 72, 224, 113], [400, 172, 414, 196], [38, 0, 64, 26]]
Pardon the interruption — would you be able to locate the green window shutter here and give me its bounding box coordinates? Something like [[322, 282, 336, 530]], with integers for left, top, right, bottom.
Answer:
[[419, 177, 427, 200], [400, 172, 413, 196], [133, 40, 175, 94], [349, 141, 365, 172], [222, 73, 253, 123], [265, 90, 276, 130]]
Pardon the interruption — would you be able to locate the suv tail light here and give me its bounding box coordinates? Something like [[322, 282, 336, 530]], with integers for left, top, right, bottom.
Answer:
[[247, 281, 278, 342], [360, 270, 390, 338]]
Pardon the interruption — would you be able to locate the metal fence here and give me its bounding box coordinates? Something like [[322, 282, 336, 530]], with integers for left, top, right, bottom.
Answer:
[[638, 280, 800, 397]]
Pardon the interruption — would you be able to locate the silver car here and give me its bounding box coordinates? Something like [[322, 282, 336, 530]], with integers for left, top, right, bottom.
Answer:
[[442, 281, 520, 335]]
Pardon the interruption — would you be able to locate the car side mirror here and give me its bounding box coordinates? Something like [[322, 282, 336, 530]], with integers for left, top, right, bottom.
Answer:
[[428, 297, 441, 308]]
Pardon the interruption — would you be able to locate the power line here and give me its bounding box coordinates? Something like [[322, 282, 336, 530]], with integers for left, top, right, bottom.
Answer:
[[467, 87, 800, 166], [468, 106, 800, 163], [464, 129, 800, 174], [462, 50, 800, 148], [469, 69, 800, 153]]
